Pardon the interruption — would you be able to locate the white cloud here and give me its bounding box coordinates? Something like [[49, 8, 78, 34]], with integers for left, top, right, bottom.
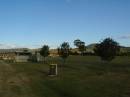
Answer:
[[0, 44, 18, 49], [0, 43, 32, 49], [0, 43, 57, 49], [118, 35, 130, 39]]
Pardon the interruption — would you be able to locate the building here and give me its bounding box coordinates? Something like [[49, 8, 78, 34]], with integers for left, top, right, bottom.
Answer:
[[0, 48, 31, 62], [0, 48, 59, 62]]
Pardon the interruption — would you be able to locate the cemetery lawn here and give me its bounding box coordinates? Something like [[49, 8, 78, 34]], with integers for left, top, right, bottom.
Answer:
[[0, 56, 130, 97]]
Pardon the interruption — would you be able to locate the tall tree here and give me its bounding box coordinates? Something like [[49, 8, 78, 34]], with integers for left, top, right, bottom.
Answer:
[[40, 45, 50, 63], [74, 39, 83, 47], [94, 38, 120, 61], [74, 39, 86, 55], [58, 42, 70, 64]]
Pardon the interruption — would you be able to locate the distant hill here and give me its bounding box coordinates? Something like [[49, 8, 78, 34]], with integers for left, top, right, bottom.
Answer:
[[86, 43, 98, 49], [86, 43, 130, 53]]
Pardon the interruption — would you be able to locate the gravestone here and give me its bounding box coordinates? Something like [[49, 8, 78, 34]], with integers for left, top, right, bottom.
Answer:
[[49, 64, 57, 76]]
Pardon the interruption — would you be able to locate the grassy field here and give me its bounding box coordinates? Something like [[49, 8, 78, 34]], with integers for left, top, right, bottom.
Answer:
[[0, 56, 130, 97]]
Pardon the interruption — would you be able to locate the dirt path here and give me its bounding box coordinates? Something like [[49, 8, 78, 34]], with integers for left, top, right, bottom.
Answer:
[[0, 60, 35, 97]]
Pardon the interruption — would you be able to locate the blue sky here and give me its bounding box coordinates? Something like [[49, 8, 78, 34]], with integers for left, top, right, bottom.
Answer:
[[0, 0, 130, 48]]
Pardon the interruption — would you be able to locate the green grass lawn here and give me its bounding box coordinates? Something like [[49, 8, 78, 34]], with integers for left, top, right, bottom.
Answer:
[[1, 56, 130, 97]]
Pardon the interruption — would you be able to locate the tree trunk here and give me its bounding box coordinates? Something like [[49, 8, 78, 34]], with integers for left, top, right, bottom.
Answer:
[[44, 57, 46, 64], [63, 58, 66, 66]]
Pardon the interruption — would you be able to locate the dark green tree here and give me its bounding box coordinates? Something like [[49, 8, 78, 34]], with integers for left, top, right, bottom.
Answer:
[[74, 39, 86, 55], [74, 39, 83, 47], [40, 45, 50, 63], [94, 38, 120, 61], [58, 42, 70, 64]]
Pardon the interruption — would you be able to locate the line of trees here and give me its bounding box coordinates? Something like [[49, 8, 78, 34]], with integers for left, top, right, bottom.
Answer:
[[40, 37, 122, 62]]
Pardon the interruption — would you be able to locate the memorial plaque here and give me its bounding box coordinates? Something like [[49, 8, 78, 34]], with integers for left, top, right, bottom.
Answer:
[[49, 64, 57, 76]]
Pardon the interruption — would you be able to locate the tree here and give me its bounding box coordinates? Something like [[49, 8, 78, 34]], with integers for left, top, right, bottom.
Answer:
[[94, 38, 120, 61], [58, 42, 70, 64], [74, 39, 86, 55], [74, 39, 82, 47], [40, 45, 50, 63], [78, 44, 86, 55]]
